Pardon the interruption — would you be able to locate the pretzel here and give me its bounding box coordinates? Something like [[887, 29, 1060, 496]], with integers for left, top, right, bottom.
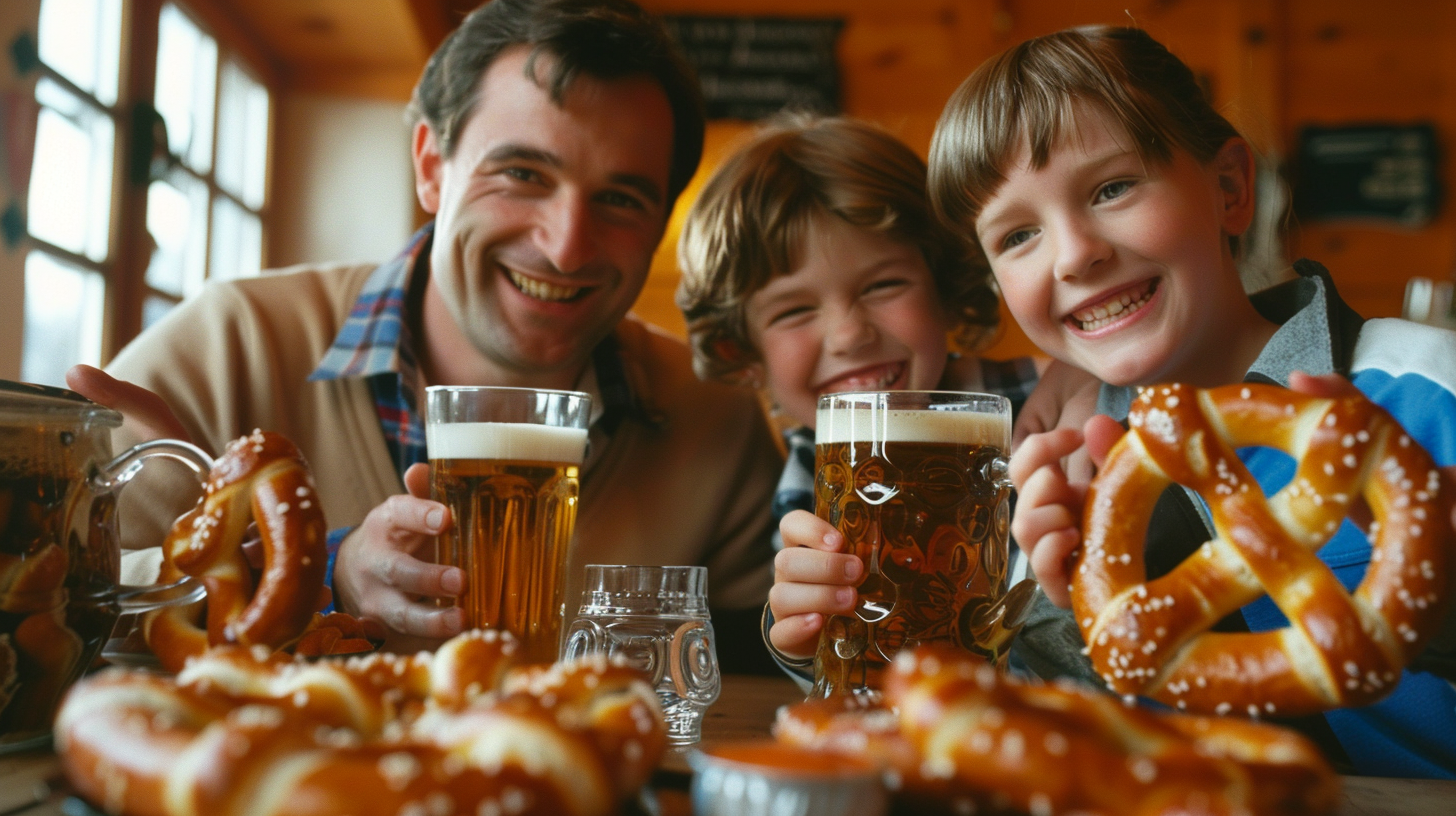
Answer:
[[143, 431, 331, 672], [0, 543, 85, 733], [1077, 383, 1454, 717], [776, 644, 1341, 816], [56, 628, 667, 816], [0, 634, 16, 714], [0, 542, 68, 614], [292, 612, 389, 659]]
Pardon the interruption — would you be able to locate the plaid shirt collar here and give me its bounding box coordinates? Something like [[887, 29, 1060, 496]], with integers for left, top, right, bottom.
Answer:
[[308, 222, 650, 479], [309, 224, 432, 384]]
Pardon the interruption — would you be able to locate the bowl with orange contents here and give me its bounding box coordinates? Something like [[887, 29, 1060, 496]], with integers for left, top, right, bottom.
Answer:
[[688, 739, 889, 816]]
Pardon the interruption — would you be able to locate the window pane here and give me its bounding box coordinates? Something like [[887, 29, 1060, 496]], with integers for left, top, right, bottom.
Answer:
[[23, 252, 106, 387], [209, 196, 262, 281], [145, 173, 208, 297], [155, 3, 218, 174], [28, 87, 116, 261], [37, 0, 123, 105], [216, 58, 270, 209]]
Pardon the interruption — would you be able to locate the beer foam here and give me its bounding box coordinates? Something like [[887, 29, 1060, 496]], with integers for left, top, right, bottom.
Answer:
[[816, 407, 1009, 448], [427, 422, 588, 464]]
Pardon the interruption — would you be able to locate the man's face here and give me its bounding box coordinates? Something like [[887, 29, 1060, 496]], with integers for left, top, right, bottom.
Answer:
[[415, 46, 675, 381]]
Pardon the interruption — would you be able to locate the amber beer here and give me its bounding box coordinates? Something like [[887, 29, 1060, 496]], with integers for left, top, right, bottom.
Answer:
[[426, 387, 591, 664], [811, 392, 1012, 698]]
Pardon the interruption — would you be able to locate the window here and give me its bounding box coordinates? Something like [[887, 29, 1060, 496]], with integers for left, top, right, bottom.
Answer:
[[142, 3, 272, 325], [23, 0, 272, 385], [24, 0, 122, 386]]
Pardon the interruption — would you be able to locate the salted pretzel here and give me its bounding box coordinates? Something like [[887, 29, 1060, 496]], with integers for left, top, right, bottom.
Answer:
[[291, 611, 388, 659], [776, 644, 1340, 816], [0, 542, 68, 613], [0, 543, 85, 733], [1077, 382, 1454, 717], [144, 430, 331, 671], [56, 628, 667, 816]]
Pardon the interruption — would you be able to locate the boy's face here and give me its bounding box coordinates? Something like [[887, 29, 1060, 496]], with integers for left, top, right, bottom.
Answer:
[[972, 104, 1255, 387], [745, 214, 951, 429]]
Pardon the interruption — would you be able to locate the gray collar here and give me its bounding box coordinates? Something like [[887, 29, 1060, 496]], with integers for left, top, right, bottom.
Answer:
[[1096, 260, 1366, 419]]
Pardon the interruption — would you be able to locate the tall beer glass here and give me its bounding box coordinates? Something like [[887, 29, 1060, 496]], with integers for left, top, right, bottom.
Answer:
[[426, 386, 590, 663], [811, 391, 1014, 699]]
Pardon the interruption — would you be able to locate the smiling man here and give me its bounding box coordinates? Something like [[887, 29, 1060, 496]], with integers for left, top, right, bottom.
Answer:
[[94, 0, 783, 665]]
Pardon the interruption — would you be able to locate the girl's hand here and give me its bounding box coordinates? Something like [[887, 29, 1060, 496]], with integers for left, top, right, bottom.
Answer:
[[767, 510, 863, 660], [1010, 416, 1125, 607]]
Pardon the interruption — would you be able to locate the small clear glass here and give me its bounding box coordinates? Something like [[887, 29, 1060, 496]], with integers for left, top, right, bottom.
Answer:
[[562, 565, 721, 745]]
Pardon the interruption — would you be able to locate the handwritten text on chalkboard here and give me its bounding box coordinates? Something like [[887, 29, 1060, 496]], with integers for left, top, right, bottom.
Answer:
[[662, 16, 844, 121]]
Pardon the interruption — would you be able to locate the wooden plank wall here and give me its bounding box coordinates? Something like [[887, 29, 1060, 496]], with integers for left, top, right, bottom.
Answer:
[[635, 0, 1456, 362]]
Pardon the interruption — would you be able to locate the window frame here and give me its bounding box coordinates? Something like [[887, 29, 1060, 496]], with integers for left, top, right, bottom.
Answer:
[[24, 0, 277, 371]]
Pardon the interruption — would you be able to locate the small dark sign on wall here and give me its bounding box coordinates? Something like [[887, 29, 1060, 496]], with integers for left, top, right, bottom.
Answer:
[[662, 16, 844, 121], [1293, 123, 1441, 226]]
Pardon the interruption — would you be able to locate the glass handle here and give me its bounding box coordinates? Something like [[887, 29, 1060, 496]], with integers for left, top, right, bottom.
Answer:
[[88, 438, 215, 611], [113, 575, 206, 613], [983, 454, 1013, 491], [91, 438, 213, 493]]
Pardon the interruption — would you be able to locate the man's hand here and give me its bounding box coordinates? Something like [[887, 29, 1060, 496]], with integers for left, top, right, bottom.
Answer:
[[1009, 415, 1125, 607], [332, 462, 465, 651], [767, 509, 863, 661], [65, 364, 191, 444]]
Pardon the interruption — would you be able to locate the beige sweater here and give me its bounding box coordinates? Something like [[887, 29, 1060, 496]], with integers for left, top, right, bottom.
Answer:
[[108, 261, 781, 613]]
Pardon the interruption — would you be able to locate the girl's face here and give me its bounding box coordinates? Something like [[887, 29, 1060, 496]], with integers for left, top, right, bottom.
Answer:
[[973, 104, 1261, 388], [745, 214, 951, 429]]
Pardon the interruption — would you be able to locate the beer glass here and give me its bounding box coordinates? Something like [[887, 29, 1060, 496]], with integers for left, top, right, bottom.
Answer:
[[0, 380, 211, 751], [810, 391, 1020, 699], [562, 564, 720, 745], [426, 386, 590, 663]]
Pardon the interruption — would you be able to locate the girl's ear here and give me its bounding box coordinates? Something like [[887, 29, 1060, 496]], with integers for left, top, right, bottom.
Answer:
[[736, 362, 767, 391], [1213, 137, 1256, 237]]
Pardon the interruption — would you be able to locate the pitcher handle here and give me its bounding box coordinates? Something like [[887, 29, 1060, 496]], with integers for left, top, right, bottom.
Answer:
[[92, 439, 214, 492], [89, 438, 215, 612]]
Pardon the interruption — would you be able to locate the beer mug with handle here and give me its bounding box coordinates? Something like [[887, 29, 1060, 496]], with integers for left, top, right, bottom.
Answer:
[[0, 381, 212, 750], [562, 564, 721, 745], [426, 386, 591, 664], [811, 391, 1035, 699]]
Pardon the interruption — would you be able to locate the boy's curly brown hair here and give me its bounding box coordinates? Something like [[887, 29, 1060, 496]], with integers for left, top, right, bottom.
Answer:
[[676, 114, 1001, 384]]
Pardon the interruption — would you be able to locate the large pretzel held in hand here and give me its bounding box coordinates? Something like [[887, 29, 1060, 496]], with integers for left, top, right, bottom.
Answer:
[[144, 430, 329, 671], [56, 629, 666, 816], [1077, 382, 1454, 717], [776, 644, 1340, 816]]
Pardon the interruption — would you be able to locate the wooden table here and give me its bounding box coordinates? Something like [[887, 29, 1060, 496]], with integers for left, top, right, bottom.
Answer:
[[4, 675, 1454, 815]]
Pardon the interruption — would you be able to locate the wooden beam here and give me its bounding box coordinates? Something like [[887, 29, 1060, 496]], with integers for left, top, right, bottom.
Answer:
[[182, 0, 285, 89], [404, 0, 453, 51]]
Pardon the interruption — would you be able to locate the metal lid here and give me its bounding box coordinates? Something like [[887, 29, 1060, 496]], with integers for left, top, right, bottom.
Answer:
[[0, 380, 122, 427]]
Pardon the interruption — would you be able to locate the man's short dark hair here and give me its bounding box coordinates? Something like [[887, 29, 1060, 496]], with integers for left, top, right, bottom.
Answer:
[[408, 0, 705, 208]]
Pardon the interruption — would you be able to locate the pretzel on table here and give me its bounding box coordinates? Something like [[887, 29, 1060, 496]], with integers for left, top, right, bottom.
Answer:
[[776, 643, 1341, 816], [143, 430, 379, 670], [56, 628, 667, 816]]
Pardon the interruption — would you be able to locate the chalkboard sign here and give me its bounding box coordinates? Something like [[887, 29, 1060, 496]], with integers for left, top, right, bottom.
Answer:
[[1293, 124, 1441, 226], [662, 16, 844, 121]]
